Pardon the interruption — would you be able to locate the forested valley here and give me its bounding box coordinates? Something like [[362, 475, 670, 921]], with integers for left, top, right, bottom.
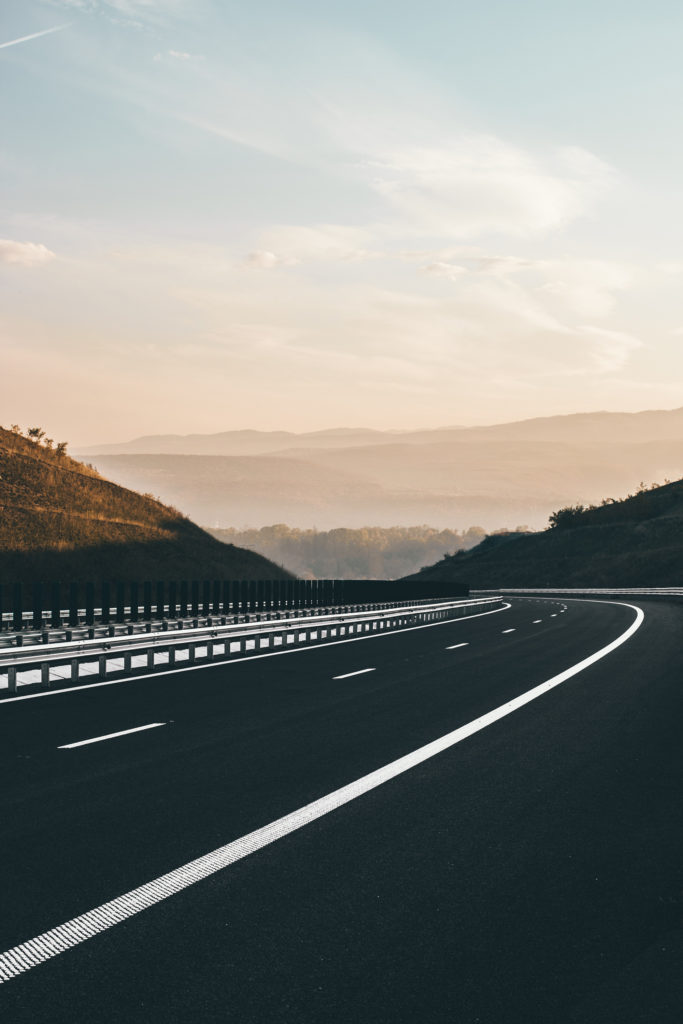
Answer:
[[208, 524, 496, 579]]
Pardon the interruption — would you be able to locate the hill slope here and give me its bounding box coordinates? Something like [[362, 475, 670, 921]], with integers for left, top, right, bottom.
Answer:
[[0, 427, 292, 583], [406, 479, 683, 587]]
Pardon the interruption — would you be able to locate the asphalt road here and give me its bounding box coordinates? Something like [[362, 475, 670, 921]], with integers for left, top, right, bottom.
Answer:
[[0, 597, 681, 1023]]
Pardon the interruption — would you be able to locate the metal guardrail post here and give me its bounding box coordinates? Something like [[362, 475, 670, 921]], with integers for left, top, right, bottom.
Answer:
[[13, 583, 23, 632], [85, 582, 95, 627], [101, 582, 111, 626], [32, 582, 43, 631], [69, 583, 79, 628]]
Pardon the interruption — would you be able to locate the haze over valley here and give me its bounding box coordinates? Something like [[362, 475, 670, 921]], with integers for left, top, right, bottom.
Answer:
[[77, 407, 683, 533]]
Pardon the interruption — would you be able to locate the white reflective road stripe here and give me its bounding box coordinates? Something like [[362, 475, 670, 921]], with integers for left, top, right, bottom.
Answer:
[[502, 629, 516, 634], [0, 602, 644, 984], [446, 643, 469, 650], [58, 723, 167, 749], [332, 668, 376, 680]]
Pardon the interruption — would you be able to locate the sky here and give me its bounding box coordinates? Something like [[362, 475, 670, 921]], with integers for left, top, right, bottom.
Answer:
[[2, 0, 683, 444]]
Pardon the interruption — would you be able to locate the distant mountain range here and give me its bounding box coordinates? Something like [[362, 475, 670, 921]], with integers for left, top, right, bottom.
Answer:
[[406, 476, 683, 588], [75, 408, 683, 531]]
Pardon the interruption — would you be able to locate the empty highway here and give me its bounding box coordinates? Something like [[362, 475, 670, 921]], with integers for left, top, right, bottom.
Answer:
[[0, 597, 681, 1023]]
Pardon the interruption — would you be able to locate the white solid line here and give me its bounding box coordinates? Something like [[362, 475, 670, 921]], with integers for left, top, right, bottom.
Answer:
[[502, 629, 516, 634], [446, 643, 469, 650], [58, 723, 167, 749], [0, 601, 644, 984], [332, 668, 376, 680], [1, 603, 512, 704]]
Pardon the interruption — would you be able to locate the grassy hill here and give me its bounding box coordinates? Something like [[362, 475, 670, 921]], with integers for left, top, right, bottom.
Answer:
[[406, 479, 683, 588], [0, 426, 292, 584]]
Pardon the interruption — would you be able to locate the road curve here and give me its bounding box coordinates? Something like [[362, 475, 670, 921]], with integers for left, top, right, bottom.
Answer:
[[0, 597, 681, 1023]]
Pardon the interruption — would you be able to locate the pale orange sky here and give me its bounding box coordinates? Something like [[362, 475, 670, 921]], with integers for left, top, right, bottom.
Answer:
[[3, 1, 683, 445]]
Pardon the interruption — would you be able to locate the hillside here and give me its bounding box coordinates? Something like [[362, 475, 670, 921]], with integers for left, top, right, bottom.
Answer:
[[0, 426, 292, 584], [406, 479, 683, 588], [77, 407, 683, 530]]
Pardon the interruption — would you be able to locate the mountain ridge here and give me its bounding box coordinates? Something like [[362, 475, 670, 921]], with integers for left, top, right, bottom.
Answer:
[[75, 406, 683, 456]]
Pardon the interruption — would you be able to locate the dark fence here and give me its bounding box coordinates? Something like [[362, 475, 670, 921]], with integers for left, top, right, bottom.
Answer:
[[0, 579, 468, 631]]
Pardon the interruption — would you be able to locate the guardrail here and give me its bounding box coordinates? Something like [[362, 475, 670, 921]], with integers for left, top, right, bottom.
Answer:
[[0, 596, 503, 697], [475, 588, 683, 598], [0, 597, 458, 651], [0, 578, 468, 632]]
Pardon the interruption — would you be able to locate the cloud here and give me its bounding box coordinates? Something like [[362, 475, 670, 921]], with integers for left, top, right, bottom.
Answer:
[[253, 225, 380, 264], [576, 326, 642, 372], [365, 138, 615, 239], [0, 24, 69, 49], [421, 261, 468, 281], [53, 0, 187, 27], [536, 260, 633, 318], [0, 240, 56, 267], [243, 250, 298, 270], [472, 256, 535, 274], [153, 50, 204, 62]]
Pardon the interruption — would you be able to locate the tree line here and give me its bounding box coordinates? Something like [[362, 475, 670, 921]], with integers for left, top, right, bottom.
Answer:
[[208, 524, 493, 579]]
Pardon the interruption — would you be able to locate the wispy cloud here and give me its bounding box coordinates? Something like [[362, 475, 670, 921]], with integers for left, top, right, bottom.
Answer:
[[243, 250, 298, 270], [0, 240, 56, 266], [0, 24, 69, 50], [365, 139, 614, 239], [153, 50, 204, 62]]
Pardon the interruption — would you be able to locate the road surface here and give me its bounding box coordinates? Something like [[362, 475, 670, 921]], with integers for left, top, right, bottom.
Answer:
[[0, 597, 681, 1022]]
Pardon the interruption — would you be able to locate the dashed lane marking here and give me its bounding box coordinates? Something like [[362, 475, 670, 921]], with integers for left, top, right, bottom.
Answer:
[[58, 723, 167, 749], [533, 620, 542, 624], [446, 643, 469, 650], [502, 629, 516, 634], [332, 668, 376, 680], [0, 601, 644, 985]]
